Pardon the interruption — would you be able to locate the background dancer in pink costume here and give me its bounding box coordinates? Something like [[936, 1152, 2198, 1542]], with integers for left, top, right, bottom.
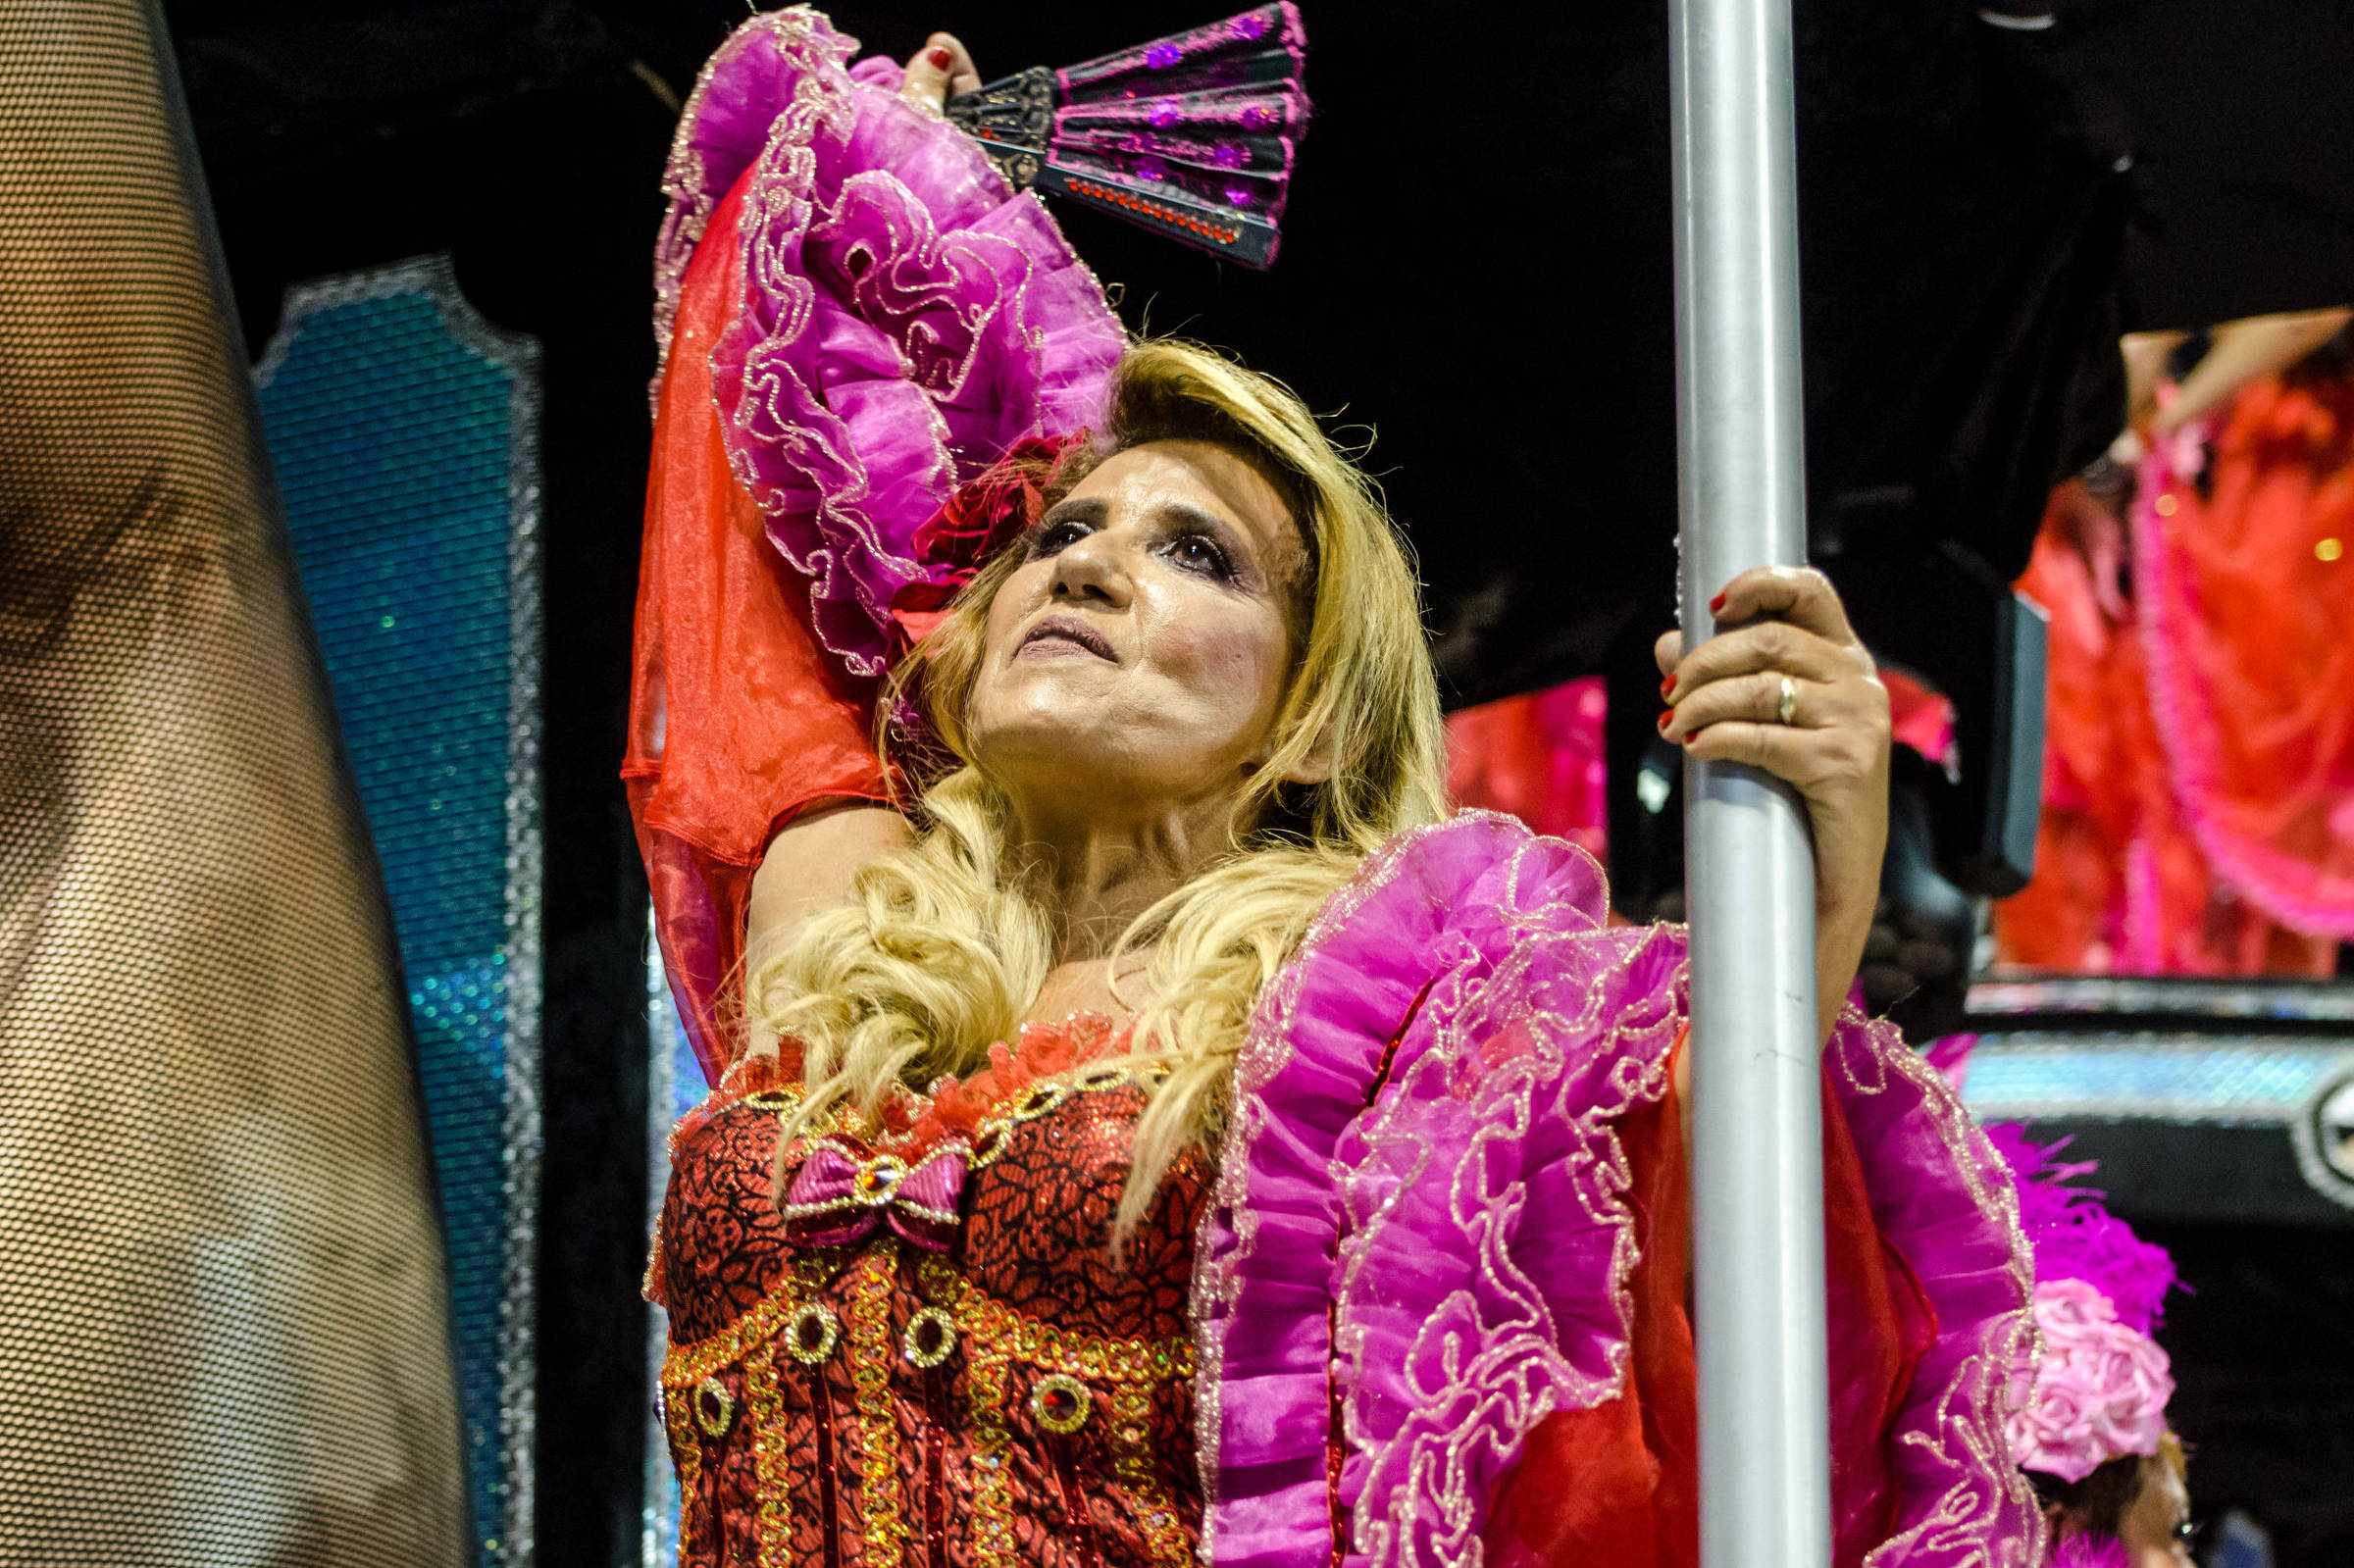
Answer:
[[1988, 1123, 2194, 1568]]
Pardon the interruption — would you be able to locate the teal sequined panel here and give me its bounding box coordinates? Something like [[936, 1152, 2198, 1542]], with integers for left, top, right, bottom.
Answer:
[[258, 259, 541, 1568]]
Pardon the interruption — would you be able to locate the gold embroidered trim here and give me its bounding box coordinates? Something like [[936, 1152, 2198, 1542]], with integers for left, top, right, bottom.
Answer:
[[1109, 1383, 1189, 1565], [847, 1239, 909, 1567], [967, 1059, 1170, 1170], [664, 1386, 704, 1549], [914, 1255, 1194, 1384], [743, 1343, 794, 1566], [662, 1250, 844, 1387], [1008, 1082, 1070, 1122], [916, 1255, 1193, 1566], [957, 1280, 1018, 1568], [664, 1070, 804, 1164]]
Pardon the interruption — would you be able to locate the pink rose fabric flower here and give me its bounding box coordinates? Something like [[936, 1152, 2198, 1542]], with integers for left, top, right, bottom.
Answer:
[[2006, 1277, 2176, 1484]]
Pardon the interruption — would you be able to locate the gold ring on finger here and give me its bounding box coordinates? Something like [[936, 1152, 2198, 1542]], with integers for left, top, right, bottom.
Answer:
[[1776, 675, 1799, 726]]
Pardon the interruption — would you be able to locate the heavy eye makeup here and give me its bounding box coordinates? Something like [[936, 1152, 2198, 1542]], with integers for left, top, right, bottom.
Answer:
[[1026, 500, 1254, 587]]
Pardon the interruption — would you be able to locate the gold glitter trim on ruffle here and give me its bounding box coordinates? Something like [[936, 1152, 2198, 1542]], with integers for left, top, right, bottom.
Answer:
[[641, 1213, 668, 1305], [1830, 1003, 2047, 1568], [650, 7, 852, 392]]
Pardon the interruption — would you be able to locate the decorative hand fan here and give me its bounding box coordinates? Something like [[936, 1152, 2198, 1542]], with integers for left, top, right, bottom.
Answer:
[[945, 3, 1307, 268]]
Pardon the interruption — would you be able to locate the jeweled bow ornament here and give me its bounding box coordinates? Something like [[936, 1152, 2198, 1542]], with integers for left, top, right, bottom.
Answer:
[[782, 1138, 969, 1252], [945, 3, 1308, 268]]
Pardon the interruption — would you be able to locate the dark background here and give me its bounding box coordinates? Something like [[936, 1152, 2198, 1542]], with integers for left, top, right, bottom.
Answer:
[[161, 1, 2354, 1561]]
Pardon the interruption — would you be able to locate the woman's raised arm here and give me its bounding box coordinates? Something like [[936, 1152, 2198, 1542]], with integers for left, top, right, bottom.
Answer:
[[742, 802, 913, 1052]]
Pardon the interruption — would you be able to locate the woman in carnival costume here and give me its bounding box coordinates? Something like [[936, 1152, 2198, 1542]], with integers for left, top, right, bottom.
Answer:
[[632, 11, 2044, 1565], [1988, 1124, 2195, 1568]]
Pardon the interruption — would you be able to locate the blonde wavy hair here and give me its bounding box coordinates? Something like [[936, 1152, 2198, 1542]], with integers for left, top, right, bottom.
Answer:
[[752, 338, 1447, 1240]]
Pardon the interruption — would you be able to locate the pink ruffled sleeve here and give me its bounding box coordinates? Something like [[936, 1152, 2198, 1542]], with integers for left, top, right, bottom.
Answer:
[[1193, 813, 2040, 1568], [1820, 1006, 2046, 1568], [652, 9, 1124, 682]]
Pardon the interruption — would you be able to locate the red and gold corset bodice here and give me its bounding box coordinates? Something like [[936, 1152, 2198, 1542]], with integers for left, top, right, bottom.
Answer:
[[651, 1018, 1208, 1568]]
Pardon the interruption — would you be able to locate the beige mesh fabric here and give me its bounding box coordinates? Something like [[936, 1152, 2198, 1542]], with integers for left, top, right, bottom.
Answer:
[[0, 2, 467, 1562]]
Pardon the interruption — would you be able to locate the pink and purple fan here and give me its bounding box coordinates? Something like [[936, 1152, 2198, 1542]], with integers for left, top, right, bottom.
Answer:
[[945, 3, 1307, 268]]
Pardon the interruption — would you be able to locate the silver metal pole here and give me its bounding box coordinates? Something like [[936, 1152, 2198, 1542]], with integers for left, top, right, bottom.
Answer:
[[1668, 0, 1831, 1564]]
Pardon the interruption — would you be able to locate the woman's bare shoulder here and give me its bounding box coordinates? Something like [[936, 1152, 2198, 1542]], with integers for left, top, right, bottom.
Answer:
[[744, 802, 912, 1022]]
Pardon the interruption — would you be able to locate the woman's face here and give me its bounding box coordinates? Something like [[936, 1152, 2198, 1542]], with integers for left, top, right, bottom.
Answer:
[[964, 438, 1312, 828]]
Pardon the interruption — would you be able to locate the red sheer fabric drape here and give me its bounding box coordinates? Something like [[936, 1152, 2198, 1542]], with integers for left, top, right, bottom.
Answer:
[[627, 170, 891, 1082]]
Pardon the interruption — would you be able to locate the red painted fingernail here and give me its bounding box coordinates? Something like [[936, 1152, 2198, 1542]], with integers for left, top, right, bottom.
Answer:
[[927, 45, 953, 69], [1657, 709, 1672, 733], [1660, 675, 1676, 700], [1709, 591, 1727, 615]]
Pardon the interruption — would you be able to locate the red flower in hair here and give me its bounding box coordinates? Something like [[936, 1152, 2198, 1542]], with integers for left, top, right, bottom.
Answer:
[[890, 432, 1088, 634]]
